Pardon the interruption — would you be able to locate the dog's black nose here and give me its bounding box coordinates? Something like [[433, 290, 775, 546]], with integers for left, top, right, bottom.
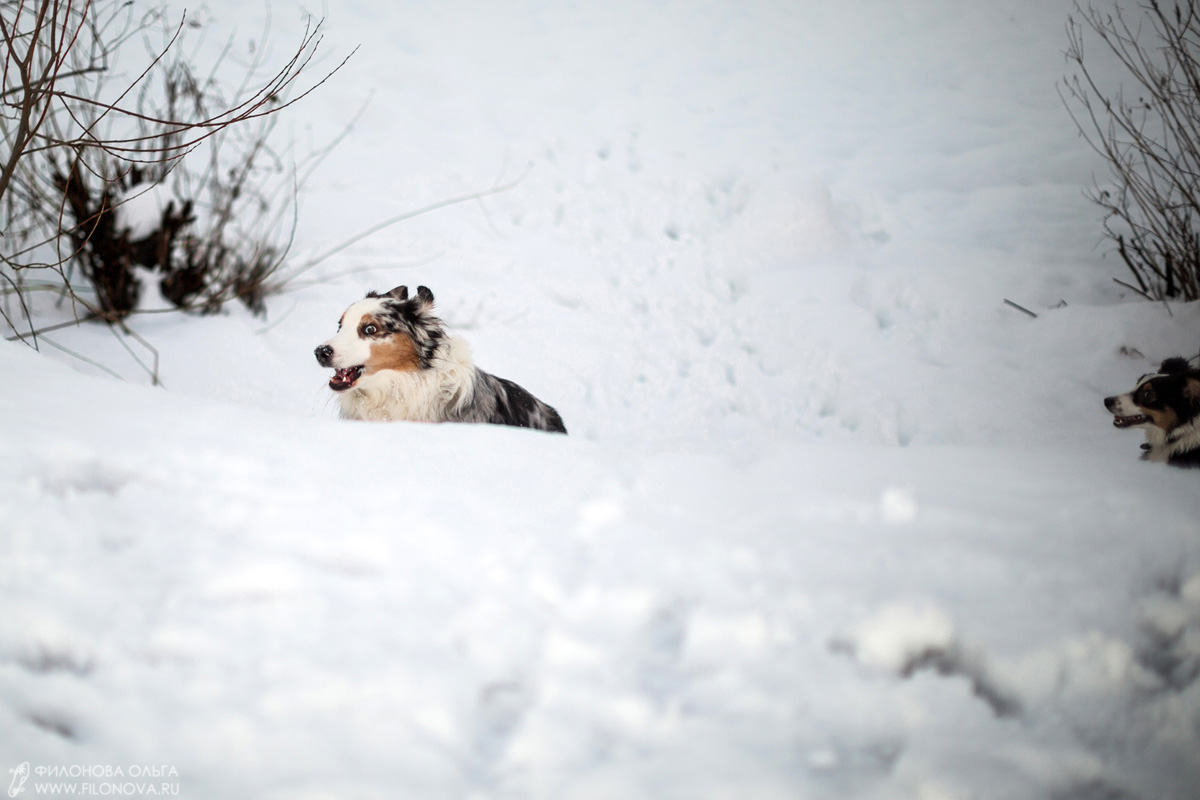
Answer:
[[315, 344, 333, 365], [1104, 396, 1117, 411]]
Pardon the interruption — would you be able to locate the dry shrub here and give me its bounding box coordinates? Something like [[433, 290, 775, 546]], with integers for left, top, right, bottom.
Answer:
[[1064, 0, 1200, 301], [0, 0, 349, 347]]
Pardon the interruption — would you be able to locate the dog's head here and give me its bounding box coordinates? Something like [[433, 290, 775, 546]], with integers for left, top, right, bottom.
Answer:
[[314, 285, 445, 393], [1104, 357, 1200, 435]]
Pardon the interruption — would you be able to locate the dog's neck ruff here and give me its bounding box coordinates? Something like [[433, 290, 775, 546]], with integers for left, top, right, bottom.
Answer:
[[1167, 421, 1200, 449], [1143, 420, 1200, 463]]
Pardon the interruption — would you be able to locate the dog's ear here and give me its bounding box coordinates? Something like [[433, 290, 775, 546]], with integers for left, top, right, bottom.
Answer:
[[1186, 377, 1200, 408], [415, 285, 435, 311], [1160, 357, 1190, 374], [385, 286, 409, 300]]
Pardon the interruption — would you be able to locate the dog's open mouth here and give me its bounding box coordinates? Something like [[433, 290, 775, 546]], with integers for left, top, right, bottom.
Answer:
[[1112, 413, 1150, 429], [329, 366, 364, 392]]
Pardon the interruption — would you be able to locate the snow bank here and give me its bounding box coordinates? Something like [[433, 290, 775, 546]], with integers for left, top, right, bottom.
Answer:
[[3, 343, 1199, 798]]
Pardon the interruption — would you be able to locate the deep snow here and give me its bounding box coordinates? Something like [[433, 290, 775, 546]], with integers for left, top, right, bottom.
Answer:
[[2, 0, 1200, 798]]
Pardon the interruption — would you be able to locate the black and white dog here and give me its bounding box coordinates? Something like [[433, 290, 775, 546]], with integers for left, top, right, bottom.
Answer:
[[315, 286, 566, 433], [1104, 357, 1200, 467]]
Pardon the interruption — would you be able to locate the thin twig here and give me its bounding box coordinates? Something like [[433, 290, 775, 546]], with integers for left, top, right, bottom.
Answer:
[[114, 319, 161, 386], [1003, 298, 1039, 318], [3, 314, 96, 341], [37, 334, 125, 380], [1113, 276, 1154, 299], [286, 165, 533, 280]]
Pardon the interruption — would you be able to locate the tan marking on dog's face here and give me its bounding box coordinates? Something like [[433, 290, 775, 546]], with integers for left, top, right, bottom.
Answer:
[[363, 330, 421, 375], [1143, 406, 1180, 432]]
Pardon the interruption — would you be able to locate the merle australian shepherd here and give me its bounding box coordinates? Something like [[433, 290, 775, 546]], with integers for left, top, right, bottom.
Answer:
[[315, 285, 566, 433], [1104, 357, 1200, 467]]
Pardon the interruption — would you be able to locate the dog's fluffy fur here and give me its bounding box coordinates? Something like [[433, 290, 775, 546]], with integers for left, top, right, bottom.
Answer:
[[1104, 357, 1200, 467], [315, 285, 566, 433]]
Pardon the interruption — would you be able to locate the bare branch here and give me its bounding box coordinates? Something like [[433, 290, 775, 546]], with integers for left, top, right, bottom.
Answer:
[[1064, 0, 1200, 301]]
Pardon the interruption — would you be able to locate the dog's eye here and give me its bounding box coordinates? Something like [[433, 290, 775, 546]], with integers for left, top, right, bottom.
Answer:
[[1140, 387, 1156, 404], [364, 324, 378, 336]]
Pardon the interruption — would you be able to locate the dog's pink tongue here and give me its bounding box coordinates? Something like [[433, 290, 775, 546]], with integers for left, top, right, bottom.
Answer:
[[331, 368, 358, 386]]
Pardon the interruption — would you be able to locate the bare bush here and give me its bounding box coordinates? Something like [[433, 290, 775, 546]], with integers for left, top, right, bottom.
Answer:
[[1064, 0, 1200, 302], [0, 0, 347, 348]]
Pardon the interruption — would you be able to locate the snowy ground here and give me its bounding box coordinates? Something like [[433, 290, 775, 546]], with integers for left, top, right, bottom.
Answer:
[[3, 1, 1200, 798]]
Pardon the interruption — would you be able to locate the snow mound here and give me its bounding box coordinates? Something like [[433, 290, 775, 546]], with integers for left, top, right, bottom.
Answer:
[[849, 602, 958, 674]]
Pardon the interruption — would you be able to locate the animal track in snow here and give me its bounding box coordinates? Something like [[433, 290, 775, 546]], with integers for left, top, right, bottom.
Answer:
[[35, 455, 133, 498], [17, 643, 95, 678], [833, 601, 1021, 719], [470, 678, 531, 780], [1137, 571, 1200, 692], [636, 601, 688, 705], [29, 711, 78, 740]]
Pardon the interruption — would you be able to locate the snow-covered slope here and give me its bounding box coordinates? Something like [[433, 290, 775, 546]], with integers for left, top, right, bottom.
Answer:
[[2, 1, 1199, 798], [5, 339, 1200, 799]]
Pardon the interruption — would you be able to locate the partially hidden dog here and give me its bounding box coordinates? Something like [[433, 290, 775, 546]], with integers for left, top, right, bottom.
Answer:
[[315, 285, 567, 433], [1104, 357, 1200, 467]]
